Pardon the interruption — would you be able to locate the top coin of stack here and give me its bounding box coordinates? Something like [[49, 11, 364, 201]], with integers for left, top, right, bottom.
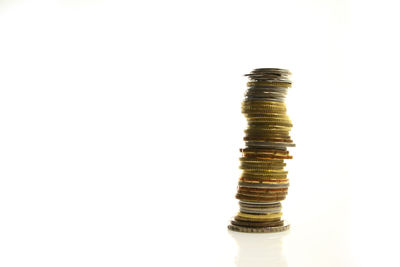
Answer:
[[228, 68, 294, 233]]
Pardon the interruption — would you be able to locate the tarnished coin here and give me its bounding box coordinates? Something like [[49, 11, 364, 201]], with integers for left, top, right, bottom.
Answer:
[[228, 223, 290, 233], [230, 219, 284, 227]]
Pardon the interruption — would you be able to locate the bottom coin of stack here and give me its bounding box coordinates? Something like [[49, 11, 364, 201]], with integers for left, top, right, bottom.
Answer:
[[228, 68, 294, 233]]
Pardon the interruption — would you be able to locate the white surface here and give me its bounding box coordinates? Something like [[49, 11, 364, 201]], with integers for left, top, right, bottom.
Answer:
[[0, 1, 399, 266]]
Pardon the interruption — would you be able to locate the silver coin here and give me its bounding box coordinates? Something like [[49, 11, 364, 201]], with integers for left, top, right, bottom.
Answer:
[[239, 182, 289, 189], [248, 78, 291, 83], [240, 207, 282, 214], [228, 223, 290, 233]]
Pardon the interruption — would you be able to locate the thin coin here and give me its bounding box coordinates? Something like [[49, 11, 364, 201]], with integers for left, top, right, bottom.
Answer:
[[239, 182, 289, 188], [247, 81, 291, 88], [228, 224, 290, 233]]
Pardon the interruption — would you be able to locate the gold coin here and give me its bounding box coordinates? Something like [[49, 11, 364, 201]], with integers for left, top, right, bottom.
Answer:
[[247, 81, 291, 87], [240, 165, 286, 171], [240, 156, 285, 161], [242, 106, 286, 112], [244, 136, 293, 142], [242, 107, 287, 113], [236, 192, 287, 198], [245, 128, 290, 134], [238, 187, 288, 193], [244, 114, 289, 120], [244, 137, 293, 143], [243, 169, 287, 174], [240, 160, 286, 165], [241, 154, 292, 160], [236, 195, 287, 203], [240, 177, 289, 183], [237, 212, 282, 219], [246, 125, 292, 131], [244, 117, 291, 123], [241, 172, 287, 179], [245, 120, 293, 127]]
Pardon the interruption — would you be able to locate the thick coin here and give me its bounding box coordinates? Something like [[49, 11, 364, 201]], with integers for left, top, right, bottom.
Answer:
[[239, 207, 282, 214]]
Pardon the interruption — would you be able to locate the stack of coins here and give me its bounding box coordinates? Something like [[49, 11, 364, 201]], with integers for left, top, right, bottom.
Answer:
[[228, 68, 294, 233]]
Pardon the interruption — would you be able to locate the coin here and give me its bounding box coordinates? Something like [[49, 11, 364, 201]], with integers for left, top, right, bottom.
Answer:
[[237, 191, 288, 198], [247, 81, 291, 87], [231, 219, 284, 227], [245, 141, 296, 148], [238, 187, 288, 193], [236, 195, 287, 203], [237, 212, 282, 219], [239, 182, 289, 188], [228, 224, 290, 233], [239, 207, 282, 214], [239, 201, 282, 207]]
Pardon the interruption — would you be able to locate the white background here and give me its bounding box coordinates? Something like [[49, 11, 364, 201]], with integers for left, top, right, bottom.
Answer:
[[0, 1, 399, 266]]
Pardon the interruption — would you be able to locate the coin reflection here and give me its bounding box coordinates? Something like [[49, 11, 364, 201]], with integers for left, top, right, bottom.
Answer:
[[229, 230, 288, 267]]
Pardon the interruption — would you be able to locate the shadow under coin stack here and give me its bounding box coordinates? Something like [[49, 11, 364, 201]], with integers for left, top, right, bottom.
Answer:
[[228, 68, 294, 233]]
